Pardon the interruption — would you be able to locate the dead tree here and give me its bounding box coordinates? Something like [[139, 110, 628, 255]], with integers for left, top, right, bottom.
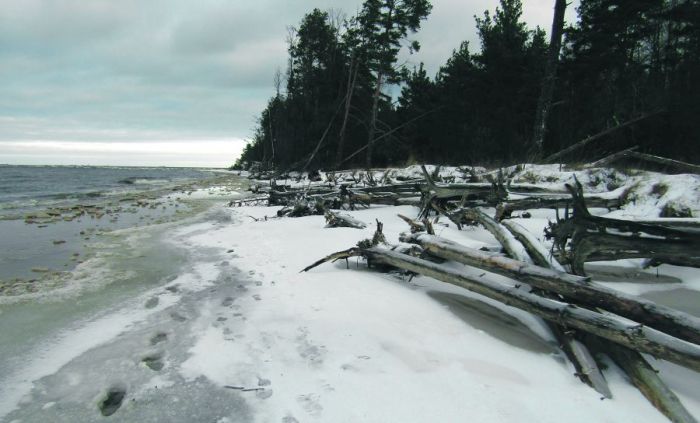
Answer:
[[503, 222, 694, 420], [400, 233, 700, 346], [304, 247, 700, 372], [594, 337, 698, 423], [547, 180, 700, 274], [532, 0, 568, 158], [325, 211, 367, 229], [335, 53, 360, 169], [453, 207, 612, 398], [495, 195, 621, 221], [543, 111, 664, 163]]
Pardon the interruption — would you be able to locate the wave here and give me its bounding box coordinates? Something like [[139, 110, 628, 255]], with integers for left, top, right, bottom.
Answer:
[[118, 177, 171, 185]]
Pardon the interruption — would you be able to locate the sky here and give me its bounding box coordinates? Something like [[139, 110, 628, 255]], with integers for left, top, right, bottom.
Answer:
[[0, 0, 579, 168]]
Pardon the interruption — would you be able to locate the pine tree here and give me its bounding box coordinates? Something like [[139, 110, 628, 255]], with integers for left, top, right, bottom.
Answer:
[[356, 0, 432, 167]]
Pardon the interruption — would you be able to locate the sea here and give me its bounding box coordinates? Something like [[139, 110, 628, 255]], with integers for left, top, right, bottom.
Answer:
[[0, 164, 249, 420], [0, 165, 241, 281]]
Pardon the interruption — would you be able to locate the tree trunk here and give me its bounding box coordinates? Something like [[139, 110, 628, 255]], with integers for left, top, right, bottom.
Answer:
[[543, 111, 663, 163], [464, 208, 612, 398], [366, 71, 384, 168], [602, 339, 698, 423], [532, 0, 567, 158], [462, 208, 533, 264], [336, 55, 359, 169], [360, 247, 700, 372], [495, 195, 621, 221], [502, 219, 566, 272], [401, 233, 700, 346]]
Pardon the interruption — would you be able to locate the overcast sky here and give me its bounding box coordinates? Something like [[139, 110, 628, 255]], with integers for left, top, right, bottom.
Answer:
[[0, 0, 579, 167]]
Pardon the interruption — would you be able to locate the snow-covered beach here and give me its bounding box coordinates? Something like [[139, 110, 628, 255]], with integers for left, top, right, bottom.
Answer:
[[2, 165, 700, 422]]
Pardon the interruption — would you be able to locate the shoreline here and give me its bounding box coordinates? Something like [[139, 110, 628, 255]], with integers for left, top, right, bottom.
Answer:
[[1, 165, 700, 421], [0, 172, 248, 294], [0, 179, 249, 420]]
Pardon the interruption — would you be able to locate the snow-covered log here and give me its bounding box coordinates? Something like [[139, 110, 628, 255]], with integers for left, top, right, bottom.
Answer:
[[495, 195, 621, 220], [502, 220, 566, 272], [499, 222, 696, 419], [462, 207, 532, 263], [547, 180, 700, 274], [482, 216, 610, 398], [324, 211, 367, 229], [400, 233, 700, 346], [601, 339, 698, 423], [359, 247, 700, 372]]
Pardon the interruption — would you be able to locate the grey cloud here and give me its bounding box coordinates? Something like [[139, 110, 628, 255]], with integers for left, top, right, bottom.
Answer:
[[0, 0, 578, 164]]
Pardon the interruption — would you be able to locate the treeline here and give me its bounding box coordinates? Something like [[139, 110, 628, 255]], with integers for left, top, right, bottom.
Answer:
[[236, 0, 700, 170]]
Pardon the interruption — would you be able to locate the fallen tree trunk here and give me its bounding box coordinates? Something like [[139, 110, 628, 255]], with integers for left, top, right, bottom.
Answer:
[[462, 207, 532, 264], [570, 230, 700, 274], [514, 217, 697, 419], [543, 110, 664, 163], [398, 214, 426, 233], [624, 151, 700, 175], [584, 146, 640, 169], [502, 219, 566, 272], [400, 233, 700, 346], [501, 222, 696, 419], [355, 248, 700, 372], [554, 330, 612, 398], [495, 195, 621, 220], [547, 180, 700, 274], [628, 218, 700, 234], [467, 209, 611, 397], [595, 337, 698, 423], [586, 147, 700, 175], [325, 211, 367, 229], [420, 166, 507, 203]]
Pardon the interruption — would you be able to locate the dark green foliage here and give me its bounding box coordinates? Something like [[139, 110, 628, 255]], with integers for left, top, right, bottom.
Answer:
[[355, 0, 432, 167], [397, 0, 546, 165], [237, 0, 700, 170], [550, 0, 700, 160]]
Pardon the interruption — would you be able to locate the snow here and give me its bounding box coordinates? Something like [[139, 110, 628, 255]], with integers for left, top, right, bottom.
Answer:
[[0, 262, 218, 418], [172, 203, 699, 421], [2, 165, 700, 422]]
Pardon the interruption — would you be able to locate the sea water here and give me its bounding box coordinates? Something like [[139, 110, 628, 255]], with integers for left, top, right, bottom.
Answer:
[[0, 165, 249, 421], [0, 165, 232, 281]]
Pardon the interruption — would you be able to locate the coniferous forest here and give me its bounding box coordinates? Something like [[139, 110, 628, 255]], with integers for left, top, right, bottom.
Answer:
[[235, 0, 700, 171]]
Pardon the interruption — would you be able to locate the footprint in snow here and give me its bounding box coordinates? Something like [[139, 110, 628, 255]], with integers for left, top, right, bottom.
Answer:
[[141, 352, 165, 371], [297, 393, 322, 416], [144, 296, 159, 309], [150, 332, 168, 345], [99, 385, 127, 416], [296, 327, 326, 366]]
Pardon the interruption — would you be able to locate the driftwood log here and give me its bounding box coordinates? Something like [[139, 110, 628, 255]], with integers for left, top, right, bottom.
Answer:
[[504, 221, 612, 398], [586, 146, 700, 175], [461, 208, 532, 263], [502, 222, 697, 420], [458, 207, 611, 397], [304, 246, 700, 372], [401, 233, 700, 346], [495, 195, 621, 220], [593, 337, 698, 423], [547, 180, 700, 274], [325, 211, 367, 229]]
